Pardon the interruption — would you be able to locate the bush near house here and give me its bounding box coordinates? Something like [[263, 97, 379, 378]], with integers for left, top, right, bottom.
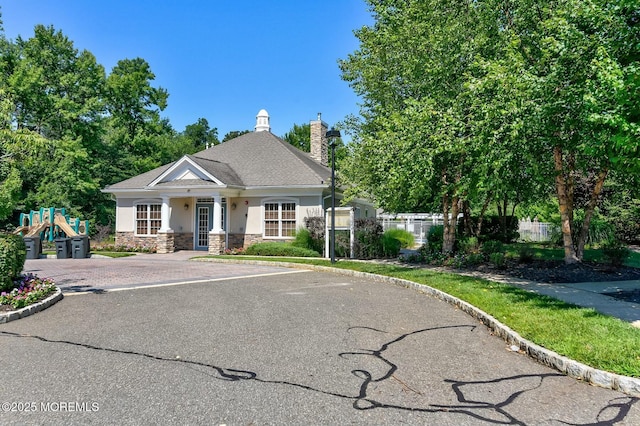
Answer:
[[0, 234, 27, 292], [244, 242, 320, 257], [292, 228, 321, 253], [460, 216, 520, 243], [383, 228, 415, 249], [353, 218, 383, 259]]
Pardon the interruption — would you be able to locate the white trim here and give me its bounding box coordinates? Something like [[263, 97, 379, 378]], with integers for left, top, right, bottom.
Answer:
[[148, 156, 225, 187], [133, 199, 163, 236], [261, 197, 299, 239]]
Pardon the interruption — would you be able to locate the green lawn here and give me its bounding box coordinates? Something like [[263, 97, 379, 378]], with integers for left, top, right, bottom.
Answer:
[[203, 255, 640, 378]]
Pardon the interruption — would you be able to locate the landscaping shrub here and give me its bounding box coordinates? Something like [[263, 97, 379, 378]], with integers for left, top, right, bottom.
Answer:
[[466, 253, 484, 266], [603, 197, 640, 244], [335, 231, 351, 258], [481, 240, 504, 259], [381, 231, 402, 258], [244, 242, 320, 257], [460, 216, 519, 243], [572, 216, 616, 246], [0, 234, 27, 291], [489, 252, 506, 269], [426, 225, 444, 254], [518, 245, 536, 263], [601, 240, 631, 267], [458, 236, 480, 255], [383, 228, 415, 249], [292, 228, 315, 251], [353, 218, 383, 259], [303, 216, 325, 253]]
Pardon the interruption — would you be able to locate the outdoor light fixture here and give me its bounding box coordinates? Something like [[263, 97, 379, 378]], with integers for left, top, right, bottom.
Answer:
[[326, 127, 341, 264], [184, 203, 189, 211]]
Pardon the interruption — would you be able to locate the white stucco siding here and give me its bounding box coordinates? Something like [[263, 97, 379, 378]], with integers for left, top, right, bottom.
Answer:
[[169, 197, 194, 233], [115, 198, 135, 232]]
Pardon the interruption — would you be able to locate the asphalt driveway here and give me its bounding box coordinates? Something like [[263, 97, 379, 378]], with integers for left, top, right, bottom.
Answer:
[[22, 252, 299, 293], [1, 257, 639, 424]]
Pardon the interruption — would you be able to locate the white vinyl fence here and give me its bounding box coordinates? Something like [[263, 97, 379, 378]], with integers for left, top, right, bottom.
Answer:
[[380, 213, 554, 245], [379, 214, 444, 246], [518, 217, 555, 242]]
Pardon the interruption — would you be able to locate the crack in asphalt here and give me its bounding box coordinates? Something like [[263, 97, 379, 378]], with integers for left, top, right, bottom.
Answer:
[[2, 327, 637, 424]]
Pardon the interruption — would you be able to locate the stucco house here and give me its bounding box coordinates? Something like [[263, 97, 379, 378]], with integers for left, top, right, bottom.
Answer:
[[103, 110, 375, 254]]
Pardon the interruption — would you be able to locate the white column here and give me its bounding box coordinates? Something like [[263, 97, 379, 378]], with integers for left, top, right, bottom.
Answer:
[[160, 195, 172, 232], [212, 194, 223, 232]]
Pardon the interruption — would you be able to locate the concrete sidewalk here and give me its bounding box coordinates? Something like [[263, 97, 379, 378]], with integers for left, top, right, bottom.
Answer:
[[521, 279, 640, 326], [464, 271, 640, 327]]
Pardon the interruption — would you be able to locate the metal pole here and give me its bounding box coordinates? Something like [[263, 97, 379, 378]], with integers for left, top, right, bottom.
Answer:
[[325, 127, 341, 264], [331, 141, 336, 264]]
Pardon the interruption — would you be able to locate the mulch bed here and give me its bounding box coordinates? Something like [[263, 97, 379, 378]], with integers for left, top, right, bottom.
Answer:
[[468, 259, 640, 284]]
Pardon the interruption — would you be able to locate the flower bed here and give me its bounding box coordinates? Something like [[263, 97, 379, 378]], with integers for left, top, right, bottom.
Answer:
[[0, 273, 57, 310]]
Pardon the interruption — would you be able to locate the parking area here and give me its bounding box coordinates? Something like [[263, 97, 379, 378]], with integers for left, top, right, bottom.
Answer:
[[24, 252, 301, 293], [2, 252, 638, 424]]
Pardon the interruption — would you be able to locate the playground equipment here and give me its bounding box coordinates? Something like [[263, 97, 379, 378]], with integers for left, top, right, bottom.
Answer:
[[14, 208, 90, 259]]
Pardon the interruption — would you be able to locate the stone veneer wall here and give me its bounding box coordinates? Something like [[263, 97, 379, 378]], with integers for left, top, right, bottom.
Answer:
[[174, 233, 194, 250], [156, 232, 175, 254], [208, 233, 226, 255], [228, 233, 263, 249], [116, 232, 158, 252]]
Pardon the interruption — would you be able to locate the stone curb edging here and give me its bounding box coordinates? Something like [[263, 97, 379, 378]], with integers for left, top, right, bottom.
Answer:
[[195, 258, 640, 398], [0, 288, 63, 324]]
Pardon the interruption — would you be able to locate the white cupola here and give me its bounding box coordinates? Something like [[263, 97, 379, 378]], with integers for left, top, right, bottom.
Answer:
[[255, 109, 271, 132]]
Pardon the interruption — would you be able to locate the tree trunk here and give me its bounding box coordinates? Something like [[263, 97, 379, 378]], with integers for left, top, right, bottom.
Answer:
[[462, 200, 473, 237], [475, 193, 493, 238], [576, 168, 608, 260], [554, 146, 579, 264], [443, 194, 459, 253]]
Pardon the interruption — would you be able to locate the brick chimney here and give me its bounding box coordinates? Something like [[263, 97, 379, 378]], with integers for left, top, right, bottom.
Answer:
[[310, 113, 328, 166]]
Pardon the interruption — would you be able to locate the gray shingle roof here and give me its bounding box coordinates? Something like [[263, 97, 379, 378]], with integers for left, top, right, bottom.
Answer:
[[104, 163, 175, 190], [105, 131, 331, 191], [195, 131, 330, 186]]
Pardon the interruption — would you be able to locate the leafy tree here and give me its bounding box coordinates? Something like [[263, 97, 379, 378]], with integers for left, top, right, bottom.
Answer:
[[500, 0, 640, 262], [106, 57, 167, 139], [183, 117, 218, 149], [340, 0, 639, 261], [340, 0, 498, 252], [282, 123, 311, 152], [222, 130, 250, 142], [1, 25, 106, 223]]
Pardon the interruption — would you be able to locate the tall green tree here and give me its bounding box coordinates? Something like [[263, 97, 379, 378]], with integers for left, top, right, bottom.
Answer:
[[3, 25, 106, 221], [103, 57, 171, 179], [183, 117, 218, 149], [341, 0, 639, 261], [501, 0, 640, 262], [282, 123, 311, 152], [222, 130, 250, 142], [340, 0, 504, 252]]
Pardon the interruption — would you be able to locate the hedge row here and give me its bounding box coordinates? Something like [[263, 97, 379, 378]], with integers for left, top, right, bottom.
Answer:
[[0, 234, 26, 291]]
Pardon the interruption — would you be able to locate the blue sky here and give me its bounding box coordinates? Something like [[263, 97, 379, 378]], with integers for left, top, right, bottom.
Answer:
[[0, 0, 372, 139]]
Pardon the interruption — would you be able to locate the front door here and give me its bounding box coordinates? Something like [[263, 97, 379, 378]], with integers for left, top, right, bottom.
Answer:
[[195, 203, 213, 250], [194, 199, 226, 250]]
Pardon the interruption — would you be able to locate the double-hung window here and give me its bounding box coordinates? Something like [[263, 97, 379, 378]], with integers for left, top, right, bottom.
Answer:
[[136, 203, 161, 235], [264, 201, 296, 238]]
